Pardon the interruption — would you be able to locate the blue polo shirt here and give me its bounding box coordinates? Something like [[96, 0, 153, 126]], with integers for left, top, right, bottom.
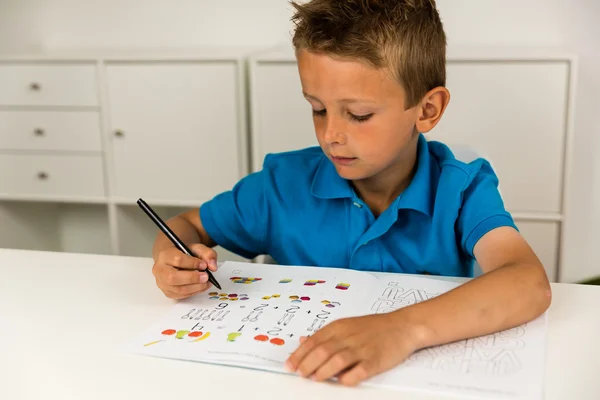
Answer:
[[200, 134, 517, 277]]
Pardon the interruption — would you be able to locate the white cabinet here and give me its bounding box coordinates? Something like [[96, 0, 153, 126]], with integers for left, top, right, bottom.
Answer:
[[248, 47, 577, 282], [428, 62, 569, 214], [252, 63, 316, 169], [0, 51, 250, 263], [0, 59, 111, 255], [106, 62, 244, 203]]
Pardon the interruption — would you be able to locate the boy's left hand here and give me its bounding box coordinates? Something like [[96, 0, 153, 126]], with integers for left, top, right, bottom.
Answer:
[[285, 312, 424, 386]]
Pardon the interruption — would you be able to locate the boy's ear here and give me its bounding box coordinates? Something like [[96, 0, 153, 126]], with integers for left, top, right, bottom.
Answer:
[[414, 86, 450, 133]]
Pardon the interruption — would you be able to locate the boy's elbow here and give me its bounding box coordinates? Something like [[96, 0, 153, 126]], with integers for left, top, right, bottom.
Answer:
[[538, 284, 552, 313], [542, 283, 552, 311], [532, 262, 552, 313]]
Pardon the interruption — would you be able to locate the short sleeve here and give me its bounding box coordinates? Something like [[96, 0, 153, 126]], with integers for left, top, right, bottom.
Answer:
[[200, 170, 269, 259], [457, 161, 518, 257]]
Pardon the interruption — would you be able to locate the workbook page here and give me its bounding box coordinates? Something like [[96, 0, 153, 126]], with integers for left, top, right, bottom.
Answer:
[[362, 274, 548, 400], [129, 262, 547, 399], [129, 261, 378, 368]]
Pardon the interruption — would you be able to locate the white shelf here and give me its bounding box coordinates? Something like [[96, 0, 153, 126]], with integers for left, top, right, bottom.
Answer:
[[0, 194, 108, 205], [0, 201, 112, 255], [511, 212, 564, 222], [111, 197, 206, 208]]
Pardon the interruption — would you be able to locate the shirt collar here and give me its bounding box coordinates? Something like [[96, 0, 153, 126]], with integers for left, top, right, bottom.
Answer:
[[395, 134, 435, 217], [310, 134, 436, 216]]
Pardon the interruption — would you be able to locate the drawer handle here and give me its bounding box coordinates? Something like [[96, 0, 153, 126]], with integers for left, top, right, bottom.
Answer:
[[34, 128, 45, 136], [29, 82, 42, 91], [114, 130, 125, 138], [37, 171, 49, 180]]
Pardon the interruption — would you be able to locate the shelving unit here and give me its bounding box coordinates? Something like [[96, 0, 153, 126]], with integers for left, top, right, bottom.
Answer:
[[0, 49, 253, 263]]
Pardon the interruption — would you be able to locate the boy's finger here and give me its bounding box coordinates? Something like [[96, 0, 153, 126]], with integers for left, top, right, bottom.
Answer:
[[163, 287, 204, 300], [338, 361, 375, 387], [189, 244, 218, 270], [207, 260, 218, 272], [294, 339, 347, 379], [163, 290, 188, 300], [286, 328, 331, 372], [175, 283, 210, 296], [160, 248, 205, 270], [161, 266, 209, 286], [312, 348, 360, 382]]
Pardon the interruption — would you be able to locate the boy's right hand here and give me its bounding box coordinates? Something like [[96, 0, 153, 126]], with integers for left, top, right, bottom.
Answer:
[[152, 244, 218, 300]]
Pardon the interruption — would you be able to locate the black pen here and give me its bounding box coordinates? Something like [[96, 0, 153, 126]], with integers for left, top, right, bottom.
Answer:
[[137, 198, 222, 290]]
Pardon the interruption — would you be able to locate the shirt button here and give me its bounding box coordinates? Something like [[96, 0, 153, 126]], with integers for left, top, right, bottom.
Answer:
[[353, 202, 362, 208]]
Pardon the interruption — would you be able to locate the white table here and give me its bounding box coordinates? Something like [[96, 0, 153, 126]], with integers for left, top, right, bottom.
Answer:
[[1, 249, 599, 400]]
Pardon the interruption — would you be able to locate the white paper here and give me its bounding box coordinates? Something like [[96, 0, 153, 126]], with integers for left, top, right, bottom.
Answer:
[[363, 275, 548, 400], [129, 262, 374, 366], [128, 261, 547, 400]]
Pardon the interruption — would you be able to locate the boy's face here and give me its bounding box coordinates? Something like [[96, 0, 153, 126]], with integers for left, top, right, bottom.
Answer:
[[296, 49, 421, 182]]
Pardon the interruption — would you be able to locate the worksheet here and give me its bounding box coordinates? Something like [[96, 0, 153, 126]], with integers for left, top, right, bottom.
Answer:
[[128, 261, 547, 400]]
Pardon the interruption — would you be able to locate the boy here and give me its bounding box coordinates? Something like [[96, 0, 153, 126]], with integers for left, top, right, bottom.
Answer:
[[151, 0, 551, 387]]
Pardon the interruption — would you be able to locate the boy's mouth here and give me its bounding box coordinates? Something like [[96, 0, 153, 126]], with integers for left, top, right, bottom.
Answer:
[[330, 155, 358, 166]]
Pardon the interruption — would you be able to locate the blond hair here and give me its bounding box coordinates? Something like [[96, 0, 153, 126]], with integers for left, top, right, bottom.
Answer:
[[291, 0, 446, 108]]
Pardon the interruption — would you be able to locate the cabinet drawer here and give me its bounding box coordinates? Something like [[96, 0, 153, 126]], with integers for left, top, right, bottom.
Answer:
[[0, 111, 102, 152], [0, 64, 99, 107], [0, 154, 105, 199]]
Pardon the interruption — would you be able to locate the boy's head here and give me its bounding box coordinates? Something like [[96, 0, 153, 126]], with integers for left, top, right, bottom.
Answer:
[[290, 0, 450, 186]]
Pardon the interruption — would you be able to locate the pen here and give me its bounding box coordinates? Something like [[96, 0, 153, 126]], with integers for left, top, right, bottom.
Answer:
[[137, 198, 222, 290]]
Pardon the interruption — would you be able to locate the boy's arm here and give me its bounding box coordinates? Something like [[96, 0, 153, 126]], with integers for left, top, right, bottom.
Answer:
[[286, 226, 551, 386], [151, 208, 216, 260], [151, 209, 219, 300], [150, 164, 272, 299], [398, 225, 551, 349], [401, 161, 551, 348]]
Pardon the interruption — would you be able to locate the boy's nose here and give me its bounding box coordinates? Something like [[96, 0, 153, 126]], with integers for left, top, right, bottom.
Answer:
[[322, 120, 347, 145]]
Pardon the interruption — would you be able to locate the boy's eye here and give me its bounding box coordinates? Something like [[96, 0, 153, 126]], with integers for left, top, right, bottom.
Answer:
[[349, 113, 373, 123], [311, 108, 373, 123]]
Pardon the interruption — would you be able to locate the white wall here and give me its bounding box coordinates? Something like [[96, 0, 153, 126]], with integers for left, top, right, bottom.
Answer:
[[0, 0, 294, 50], [0, 0, 598, 282]]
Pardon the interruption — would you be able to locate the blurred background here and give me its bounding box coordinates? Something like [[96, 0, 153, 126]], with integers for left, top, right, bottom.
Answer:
[[0, 0, 598, 284]]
